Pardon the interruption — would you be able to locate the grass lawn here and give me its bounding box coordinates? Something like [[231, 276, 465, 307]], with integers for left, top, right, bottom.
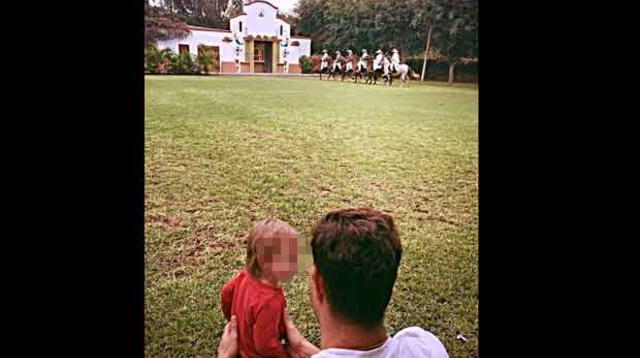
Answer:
[[145, 75, 478, 357]]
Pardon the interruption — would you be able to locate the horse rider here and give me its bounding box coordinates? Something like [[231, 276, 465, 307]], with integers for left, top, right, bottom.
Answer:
[[373, 49, 384, 71], [390, 48, 400, 73], [345, 49, 354, 73], [320, 49, 330, 71], [333, 50, 343, 72], [358, 49, 369, 72]]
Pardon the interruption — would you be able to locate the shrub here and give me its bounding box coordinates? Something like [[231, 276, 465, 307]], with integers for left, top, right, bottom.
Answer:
[[170, 51, 197, 74], [197, 45, 214, 74], [158, 48, 176, 73], [145, 45, 162, 74], [405, 58, 478, 83], [299, 55, 313, 73]]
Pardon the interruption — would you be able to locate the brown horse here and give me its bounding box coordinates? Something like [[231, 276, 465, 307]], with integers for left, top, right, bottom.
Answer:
[[344, 54, 359, 82], [327, 54, 348, 81], [362, 56, 379, 85], [310, 55, 333, 80]]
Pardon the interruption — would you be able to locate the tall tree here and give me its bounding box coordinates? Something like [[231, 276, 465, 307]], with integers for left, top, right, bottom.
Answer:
[[430, 0, 478, 83], [295, 0, 433, 57], [294, 0, 331, 53], [145, 3, 191, 47], [159, 0, 240, 28]]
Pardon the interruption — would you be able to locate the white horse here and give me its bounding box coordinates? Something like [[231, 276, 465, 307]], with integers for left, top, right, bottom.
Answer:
[[382, 56, 419, 86]]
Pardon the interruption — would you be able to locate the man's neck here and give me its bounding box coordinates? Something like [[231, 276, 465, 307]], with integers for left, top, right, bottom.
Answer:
[[320, 318, 388, 351]]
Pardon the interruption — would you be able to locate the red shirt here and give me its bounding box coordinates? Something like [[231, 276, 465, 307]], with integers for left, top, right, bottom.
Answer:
[[221, 270, 288, 358]]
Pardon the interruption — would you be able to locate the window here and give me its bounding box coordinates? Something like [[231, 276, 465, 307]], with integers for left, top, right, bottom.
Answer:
[[280, 25, 283, 36], [254, 47, 264, 62], [179, 44, 189, 54], [239, 21, 242, 32]]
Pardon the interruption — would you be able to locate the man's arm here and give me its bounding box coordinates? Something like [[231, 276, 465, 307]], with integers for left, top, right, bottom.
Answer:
[[283, 307, 320, 358], [217, 316, 238, 358]]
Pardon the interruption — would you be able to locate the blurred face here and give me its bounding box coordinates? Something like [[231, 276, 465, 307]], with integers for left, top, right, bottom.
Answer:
[[258, 235, 299, 281]]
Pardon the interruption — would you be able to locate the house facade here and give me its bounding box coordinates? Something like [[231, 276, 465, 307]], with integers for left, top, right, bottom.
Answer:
[[156, 1, 311, 74]]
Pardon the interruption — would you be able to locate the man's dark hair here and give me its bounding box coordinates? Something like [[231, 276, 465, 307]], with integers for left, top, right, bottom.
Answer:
[[311, 207, 402, 327]]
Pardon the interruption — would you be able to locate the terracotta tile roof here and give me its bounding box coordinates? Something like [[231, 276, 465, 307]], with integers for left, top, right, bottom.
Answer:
[[276, 14, 294, 25], [244, 1, 278, 10], [230, 12, 247, 19], [186, 25, 231, 33]]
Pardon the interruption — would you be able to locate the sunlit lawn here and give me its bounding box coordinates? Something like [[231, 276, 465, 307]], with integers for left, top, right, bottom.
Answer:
[[145, 75, 478, 357]]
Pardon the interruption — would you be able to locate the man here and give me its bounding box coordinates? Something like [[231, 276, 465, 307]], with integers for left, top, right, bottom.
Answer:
[[345, 50, 354, 73], [357, 49, 369, 72], [390, 48, 400, 73], [218, 208, 450, 358], [332, 51, 343, 73], [320, 49, 330, 72], [373, 49, 384, 71]]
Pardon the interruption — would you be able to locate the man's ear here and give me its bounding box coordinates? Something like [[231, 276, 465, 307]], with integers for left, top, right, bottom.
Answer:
[[310, 264, 325, 304]]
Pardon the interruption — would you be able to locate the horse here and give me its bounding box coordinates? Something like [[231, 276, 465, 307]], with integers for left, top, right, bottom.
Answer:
[[381, 56, 420, 86], [343, 54, 359, 82], [327, 54, 347, 81], [365, 55, 387, 85], [358, 56, 378, 85], [310, 55, 333, 80]]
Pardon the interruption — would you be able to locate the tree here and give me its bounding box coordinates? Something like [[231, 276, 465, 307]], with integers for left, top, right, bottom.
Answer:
[[294, 0, 478, 83], [294, 0, 330, 53], [160, 0, 240, 28], [430, 0, 478, 84], [145, 4, 191, 47], [408, 0, 445, 81], [294, 0, 428, 56]]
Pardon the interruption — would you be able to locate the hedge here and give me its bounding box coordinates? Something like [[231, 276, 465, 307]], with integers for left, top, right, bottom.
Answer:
[[405, 58, 478, 83]]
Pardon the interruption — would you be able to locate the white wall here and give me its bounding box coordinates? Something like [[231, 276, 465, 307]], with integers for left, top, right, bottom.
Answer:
[[276, 19, 291, 39], [243, 2, 278, 37], [296, 39, 311, 59], [229, 15, 247, 36], [156, 29, 236, 62]]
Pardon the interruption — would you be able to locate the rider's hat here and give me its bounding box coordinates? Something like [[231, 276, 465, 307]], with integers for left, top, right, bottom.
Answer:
[[392, 48, 398, 53], [322, 49, 328, 53], [376, 49, 382, 54], [362, 49, 367, 53]]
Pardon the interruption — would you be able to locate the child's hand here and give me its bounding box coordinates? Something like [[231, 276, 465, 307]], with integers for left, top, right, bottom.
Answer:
[[217, 315, 238, 358]]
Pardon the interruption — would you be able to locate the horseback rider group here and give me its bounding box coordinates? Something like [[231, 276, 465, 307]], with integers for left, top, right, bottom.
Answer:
[[314, 46, 417, 85], [322, 48, 403, 75]]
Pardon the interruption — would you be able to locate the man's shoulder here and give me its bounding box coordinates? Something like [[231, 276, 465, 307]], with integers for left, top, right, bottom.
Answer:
[[390, 327, 449, 358], [394, 326, 438, 339], [311, 327, 449, 358]]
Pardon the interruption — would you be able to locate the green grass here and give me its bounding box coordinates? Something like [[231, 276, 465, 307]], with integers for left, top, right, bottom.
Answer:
[[145, 76, 478, 357]]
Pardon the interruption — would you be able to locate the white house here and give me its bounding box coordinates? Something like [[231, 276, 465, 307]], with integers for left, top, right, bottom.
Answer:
[[156, 0, 311, 74]]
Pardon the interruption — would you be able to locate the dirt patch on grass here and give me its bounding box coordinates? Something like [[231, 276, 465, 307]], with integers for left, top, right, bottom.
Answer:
[[193, 227, 244, 250], [150, 253, 181, 270], [147, 215, 184, 230], [412, 204, 460, 227], [416, 214, 460, 227]]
